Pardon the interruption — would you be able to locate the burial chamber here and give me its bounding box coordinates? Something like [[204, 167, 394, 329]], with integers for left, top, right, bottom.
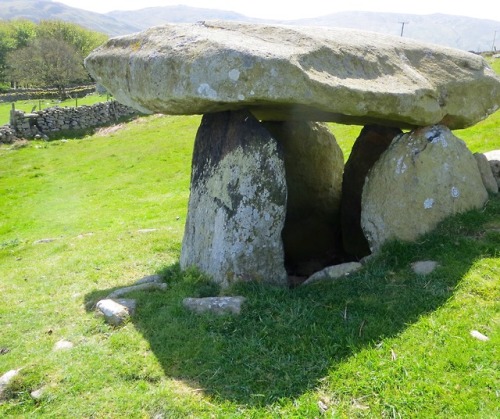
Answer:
[[85, 21, 500, 286]]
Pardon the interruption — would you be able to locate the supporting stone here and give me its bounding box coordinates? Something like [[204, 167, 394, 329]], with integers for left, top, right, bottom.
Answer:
[[180, 110, 288, 287], [263, 120, 344, 277], [361, 125, 489, 252], [340, 125, 402, 259]]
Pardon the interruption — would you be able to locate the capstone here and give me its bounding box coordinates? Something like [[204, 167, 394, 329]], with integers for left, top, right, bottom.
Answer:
[[84, 21, 500, 129]]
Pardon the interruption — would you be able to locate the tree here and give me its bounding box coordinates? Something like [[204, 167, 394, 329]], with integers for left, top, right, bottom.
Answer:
[[0, 20, 37, 87], [0, 19, 107, 88], [7, 36, 89, 98], [36, 20, 107, 57]]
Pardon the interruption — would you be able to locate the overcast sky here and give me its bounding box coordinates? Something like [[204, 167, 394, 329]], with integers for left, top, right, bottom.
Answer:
[[55, 0, 500, 22]]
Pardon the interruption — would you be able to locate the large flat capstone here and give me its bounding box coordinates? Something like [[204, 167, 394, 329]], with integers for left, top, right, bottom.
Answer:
[[85, 21, 500, 129]]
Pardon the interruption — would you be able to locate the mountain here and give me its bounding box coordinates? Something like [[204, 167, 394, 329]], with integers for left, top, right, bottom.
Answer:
[[107, 7, 499, 52], [1, 0, 499, 52], [107, 5, 267, 28], [0, 0, 140, 35], [289, 12, 500, 52]]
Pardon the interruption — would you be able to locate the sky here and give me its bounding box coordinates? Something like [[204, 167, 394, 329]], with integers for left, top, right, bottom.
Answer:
[[54, 0, 500, 22]]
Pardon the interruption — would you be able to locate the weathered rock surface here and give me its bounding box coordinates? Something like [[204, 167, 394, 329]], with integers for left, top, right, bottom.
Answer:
[[85, 21, 500, 129], [341, 125, 403, 258], [263, 120, 344, 276], [361, 125, 489, 252], [302, 262, 363, 286], [483, 150, 500, 188], [474, 153, 498, 194], [180, 110, 288, 287], [183, 296, 246, 315]]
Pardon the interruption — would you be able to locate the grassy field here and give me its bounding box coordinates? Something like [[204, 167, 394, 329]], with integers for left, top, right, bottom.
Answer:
[[0, 64, 499, 416], [0, 93, 109, 126]]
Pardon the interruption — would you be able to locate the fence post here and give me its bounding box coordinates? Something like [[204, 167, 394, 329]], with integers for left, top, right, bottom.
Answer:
[[9, 103, 16, 126]]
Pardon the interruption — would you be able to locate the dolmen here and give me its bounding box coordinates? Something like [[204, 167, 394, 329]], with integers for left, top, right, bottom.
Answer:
[[85, 21, 500, 287]]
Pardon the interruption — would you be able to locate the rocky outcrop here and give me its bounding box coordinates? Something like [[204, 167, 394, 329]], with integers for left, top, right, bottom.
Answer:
[[263, 121, 344, 276], [180, 110, 288, 287], [85, 21, 500, 129], [341, 125, 403, 258], [361, 125, 489, 252]]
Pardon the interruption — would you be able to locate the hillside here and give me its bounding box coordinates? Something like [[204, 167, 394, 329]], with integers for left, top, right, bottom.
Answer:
[[1, 0, 500, 51], [290, 12, 500, 52], [107, 5, 266, 28], [0, 0, 140, 36]]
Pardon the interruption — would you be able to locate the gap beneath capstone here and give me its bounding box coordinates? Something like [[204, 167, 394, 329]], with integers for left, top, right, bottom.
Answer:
[[262, 120, 348, 286]]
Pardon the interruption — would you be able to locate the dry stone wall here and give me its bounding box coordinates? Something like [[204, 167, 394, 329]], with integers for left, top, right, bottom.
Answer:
[[0, 101, 138, 143]]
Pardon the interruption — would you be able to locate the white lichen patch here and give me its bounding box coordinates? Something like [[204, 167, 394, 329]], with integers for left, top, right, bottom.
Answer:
[[197, 83, 217, 99], [228, 68, 240, 81], [395, 156, 408, 174], [423, 198, 434, 209]]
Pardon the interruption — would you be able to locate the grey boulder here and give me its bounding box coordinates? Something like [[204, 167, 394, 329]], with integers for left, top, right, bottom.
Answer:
[[361, 125, 488, 252]]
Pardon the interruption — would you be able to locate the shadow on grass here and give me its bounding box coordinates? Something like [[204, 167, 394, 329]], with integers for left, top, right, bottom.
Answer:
[[84, 197, 499, 407]]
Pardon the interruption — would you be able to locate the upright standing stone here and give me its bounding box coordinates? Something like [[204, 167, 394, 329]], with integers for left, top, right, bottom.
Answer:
[[361, 125, 489, 252], [180, 110, 288, 287], [263, 121, 344, 276], [483, 150, 500, 188], [341, 125, 402, 258]]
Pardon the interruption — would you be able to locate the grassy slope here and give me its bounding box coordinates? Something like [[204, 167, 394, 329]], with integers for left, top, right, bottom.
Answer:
[[0, 71, 499, 416]]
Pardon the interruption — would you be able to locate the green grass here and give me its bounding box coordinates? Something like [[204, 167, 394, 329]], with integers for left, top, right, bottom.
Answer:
[[0, 93, 110, 126], [0, 106, 499, 417]]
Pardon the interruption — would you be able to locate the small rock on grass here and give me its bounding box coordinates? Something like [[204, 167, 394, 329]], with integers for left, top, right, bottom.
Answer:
[[53, 340, 74, 351], [470, 330, 489, 341], [96, 299, 136, 326], [134, 274, 163, 285], [411, 260, 439, 275], [302, 262, 363, 286], [183, 296, 246, 315], [0, 369, 21, 401], [33, 238, 57, 245], [30, 388, 44, 400], [107, 282, 167, 298]]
